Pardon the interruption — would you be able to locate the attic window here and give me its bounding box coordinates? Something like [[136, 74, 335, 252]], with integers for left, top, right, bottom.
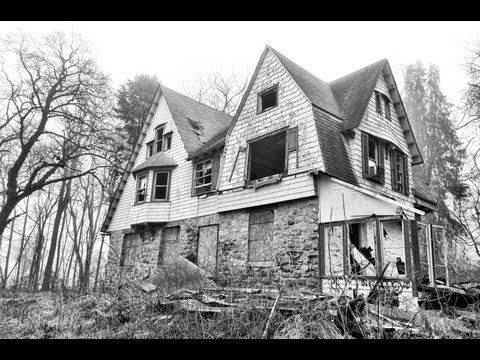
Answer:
[[155, 126, 165, 153], [164, 132, 172, 150], [375, 91, 382, 115], [383, 95, 391, 120], [258, 85, 278, 113], [391, 149, 409, 195]]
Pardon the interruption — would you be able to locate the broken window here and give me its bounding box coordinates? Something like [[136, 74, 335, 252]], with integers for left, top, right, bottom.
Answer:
[[375, 91, 382, 115], [194, 159, 212, 195], [383, 95, 391, 120], [347, 222, 377, 277], [146, 141, 154, 158], [258, 85, 278, 113], [248, 209, 274, 262], [391, 149, 409, 195], [248, 130, 286, 181], [135, 174, 147, 203], [153, 171, 170, 201], [324, 225, 345, 276], [158, 226, 180, 266], [381, 220, 407, 278], [155, 126, 164, 153], [362, 132, 385, 183]]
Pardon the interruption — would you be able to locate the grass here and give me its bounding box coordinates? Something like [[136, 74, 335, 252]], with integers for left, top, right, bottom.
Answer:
[[0, 287, 479, 339]]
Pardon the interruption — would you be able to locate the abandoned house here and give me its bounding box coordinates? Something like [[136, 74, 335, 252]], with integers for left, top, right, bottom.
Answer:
[[102, 46, 447, 310]]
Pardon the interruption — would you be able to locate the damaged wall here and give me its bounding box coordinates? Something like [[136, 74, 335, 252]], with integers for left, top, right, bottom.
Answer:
[[105, 197, 320, 290]]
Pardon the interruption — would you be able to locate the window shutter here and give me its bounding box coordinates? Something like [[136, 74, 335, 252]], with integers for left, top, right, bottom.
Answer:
[[378, 142, 385, 184], [243, 144, 250, 182], [391, 150, 398, 191], [361, 132, 369, 178], [211, 155, 221, 191], [375, 91, 382, 114], [404, 156, 410, 195]]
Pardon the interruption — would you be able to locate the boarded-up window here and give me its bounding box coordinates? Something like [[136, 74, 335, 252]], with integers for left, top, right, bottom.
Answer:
[[248, 210, 274, 262], [381, 220, 406, 278], [158, 226, 180, 266], [197, 225, 219, 274], [120, 234, 138, 267]]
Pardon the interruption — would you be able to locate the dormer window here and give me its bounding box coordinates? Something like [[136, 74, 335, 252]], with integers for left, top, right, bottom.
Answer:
[[375, 91, 392, 120], [362, 132, 385, 184], [375, 91, 382, 115], [155, 126, 164, 153], [258, 85, 278, 113]]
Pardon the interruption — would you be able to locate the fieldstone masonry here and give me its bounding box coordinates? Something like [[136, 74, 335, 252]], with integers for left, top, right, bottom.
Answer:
[[105, 197, 320, 290]]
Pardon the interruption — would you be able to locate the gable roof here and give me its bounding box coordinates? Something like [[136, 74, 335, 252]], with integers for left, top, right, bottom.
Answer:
[[161, 85, 232, 156], [269, 47, 343, 119], [330, 59, 387, 131]]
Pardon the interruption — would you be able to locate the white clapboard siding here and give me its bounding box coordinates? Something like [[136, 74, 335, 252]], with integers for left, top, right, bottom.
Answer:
[[219, 49, 324, 191], [318, 175, 417, 223], [217, 173, 316, 213], [347, 72, 415, 206]]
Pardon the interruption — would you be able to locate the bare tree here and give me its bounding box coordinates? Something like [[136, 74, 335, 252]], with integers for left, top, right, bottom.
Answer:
[[0, 31, 112, 239], [183, 71, 248, 116]]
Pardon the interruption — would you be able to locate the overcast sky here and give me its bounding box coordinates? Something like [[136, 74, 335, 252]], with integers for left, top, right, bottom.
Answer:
[[1, 21, 479, 111]]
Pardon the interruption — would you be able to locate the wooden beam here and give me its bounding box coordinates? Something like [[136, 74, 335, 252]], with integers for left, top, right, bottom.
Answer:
[[318, 223, 324, 293], [409, 220, 420, 297]]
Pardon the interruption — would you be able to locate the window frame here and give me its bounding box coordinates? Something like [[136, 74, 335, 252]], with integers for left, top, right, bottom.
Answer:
[[246, 127, 288, 182], [391, 149, 410, 196], [383, 94, 391, 120], [135, 172, 148, 204], [362, 132, 385, 184], [151, 170, 171, 202], [164, 132, 173, 150], [194, 158, 213, 190], [375, 91, 383, 115], [155, 125, 165, 153], [257, 84, 279, 114]]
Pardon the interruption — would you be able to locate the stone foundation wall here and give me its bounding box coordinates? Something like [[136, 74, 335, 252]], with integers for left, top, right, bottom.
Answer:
[[105, 197, 320, 290]]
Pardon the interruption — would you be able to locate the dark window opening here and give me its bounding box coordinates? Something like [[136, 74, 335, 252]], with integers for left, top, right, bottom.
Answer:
[[155, 127, 164, 153], [375, 91, 382, 115], [384, 95, 391, 120], [248, 130, 286, 181], [348, 223, 376, 276], [153, 171, 169, 201], [368, 137, 379, 177], [258, 86, 278, 113], [391, 149, 409, 195], [164, 133, 172, 150], [136, 174, 147, 203], [146, 141, 154, 158]]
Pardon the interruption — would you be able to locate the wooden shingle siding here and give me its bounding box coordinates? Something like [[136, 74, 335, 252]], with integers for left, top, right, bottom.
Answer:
[[217, 173, 316, 213], [219, 49, 324, 192], [348, 73, 415, 206]]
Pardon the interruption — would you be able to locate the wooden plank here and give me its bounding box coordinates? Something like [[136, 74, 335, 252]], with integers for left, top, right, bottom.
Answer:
[[318, 223, 325, 293], [342, 223, 349, 276], [402, 218, 414, 288], [375, 218, 383, 276], [409, 219, 420, 297]]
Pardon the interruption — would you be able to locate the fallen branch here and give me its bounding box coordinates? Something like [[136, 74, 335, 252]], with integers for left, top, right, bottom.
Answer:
[[263, 289, 282, 339]]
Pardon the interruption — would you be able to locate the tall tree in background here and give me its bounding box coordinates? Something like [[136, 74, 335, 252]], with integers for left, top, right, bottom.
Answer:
[[114, 74, 159, 151], [403, 61, 467, 237]]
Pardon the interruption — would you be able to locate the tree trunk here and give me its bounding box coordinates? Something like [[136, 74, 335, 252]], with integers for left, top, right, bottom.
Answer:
[[93, 233, 105, 292], [1, 213, 16, 289], [15, 196, 30, 288], [42, 177, 70, 290]]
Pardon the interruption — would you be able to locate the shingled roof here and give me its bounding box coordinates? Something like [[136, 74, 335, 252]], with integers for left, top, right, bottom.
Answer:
[[269, 47, 343, 119], [132, 151, 178, 174], [329, 59, 387, 131], [411, 164, 437, 205], [161, 85, 232, 156], [313, 107, 357, 185]]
